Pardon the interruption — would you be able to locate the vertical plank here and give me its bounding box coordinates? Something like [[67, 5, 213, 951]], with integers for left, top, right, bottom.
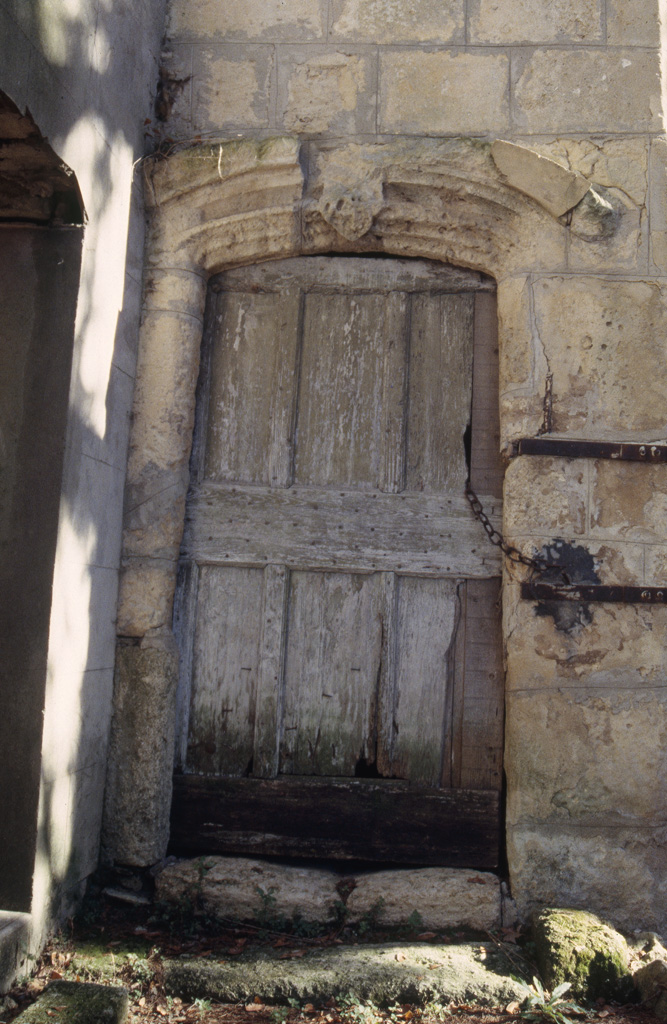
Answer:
[[471, 292, 503, 499], [456, 577, 504, 791], [173, 560, 200, 771], [253, 564, 289, 778], [406, 293, 474, 493], [187, 566, 263, 776], [294, 293, 391, 489], [381, 294, 410, 494], [389, 576, 459, 786], [376, 571, 399, 777], [280, 571, 383, 777], [204, 289, 301, 485]]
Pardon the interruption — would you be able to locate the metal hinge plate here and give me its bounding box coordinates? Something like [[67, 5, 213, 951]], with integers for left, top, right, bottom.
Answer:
[[514, 438, 667, 462], [521, 582, 667, 604]]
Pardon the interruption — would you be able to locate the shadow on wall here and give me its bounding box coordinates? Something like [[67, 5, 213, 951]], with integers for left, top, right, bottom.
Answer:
[[0, 0, 164, 936]]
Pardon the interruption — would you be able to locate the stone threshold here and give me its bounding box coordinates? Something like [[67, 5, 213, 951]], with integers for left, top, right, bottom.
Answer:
[[162, 942, 527, 1008]]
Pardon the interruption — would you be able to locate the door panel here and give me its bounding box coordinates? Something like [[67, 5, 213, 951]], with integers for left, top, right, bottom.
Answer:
[[173, 256, 503, 867]]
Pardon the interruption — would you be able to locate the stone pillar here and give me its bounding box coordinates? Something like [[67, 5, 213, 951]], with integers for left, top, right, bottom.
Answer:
[[103, 266, 207, 866]]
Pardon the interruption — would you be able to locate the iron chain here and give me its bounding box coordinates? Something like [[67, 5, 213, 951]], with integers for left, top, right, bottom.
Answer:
[[464, 483, 552, 575]]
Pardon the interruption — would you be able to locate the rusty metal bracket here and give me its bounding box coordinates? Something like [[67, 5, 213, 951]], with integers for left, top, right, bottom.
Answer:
[[514, 438, 667, 462], [521, 582, 667, 604]]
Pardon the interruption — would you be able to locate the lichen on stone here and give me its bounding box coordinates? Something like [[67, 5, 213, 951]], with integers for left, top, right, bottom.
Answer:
[[532, 908, 634, 1002]]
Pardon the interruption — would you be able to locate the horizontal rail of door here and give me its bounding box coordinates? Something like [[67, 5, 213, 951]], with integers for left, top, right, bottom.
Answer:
[[170, 775, 500, 869], [182, 483, 502, 577]]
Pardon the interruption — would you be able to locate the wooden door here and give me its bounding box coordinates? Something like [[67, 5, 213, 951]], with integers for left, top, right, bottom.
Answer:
[[171, 257, 504, 868]]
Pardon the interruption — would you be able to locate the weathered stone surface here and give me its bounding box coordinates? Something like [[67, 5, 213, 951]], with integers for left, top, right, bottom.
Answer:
[[504, 579, 667, 693], [155, 857, 340, 924], [534, 137, 648, 209], [279, 49, 375, 135], [590, 462, 667, 543], [191, 46, 272, 131], [649, 138, 667, 274], [532, 908, 632, 1002], [512, 49, 663, 133], [317, 152, 384, 240], [530, 277, 667, 437], [346, 869, 500, 931], [504, 456, 587, 537], [606, 0, 661, 45], [15, 982, 129, 1024], [116, 560, 178, 636], [0, 913, 30, 995], [163, 943, 526, 1007], [167, 0, 325, 41], [505, 688, 667, 824], [634, 960, 667, 1019], [331, 0, 464, 43], [102, 637, 179, 866], [379, 51, 509, 134], [470, 0, 602, 44], [491, 140, 589, 218], [507, 825, 667, 933], [568, 186, 646, 275]]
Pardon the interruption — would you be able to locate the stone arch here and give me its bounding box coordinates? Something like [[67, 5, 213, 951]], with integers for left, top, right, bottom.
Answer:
[[104, 135, 573, 866]]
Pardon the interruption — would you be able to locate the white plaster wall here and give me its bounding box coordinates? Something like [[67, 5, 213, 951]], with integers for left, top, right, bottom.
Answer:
[[0, 0, 166, 948]]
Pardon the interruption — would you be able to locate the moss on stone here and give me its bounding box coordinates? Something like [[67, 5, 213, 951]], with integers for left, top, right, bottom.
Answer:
[[532, 908, 634, 1003], [16, 981, 128, 1024]]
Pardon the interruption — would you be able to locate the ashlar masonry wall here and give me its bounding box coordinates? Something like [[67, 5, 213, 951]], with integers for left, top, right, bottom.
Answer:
[[106, 0, 667, 931]]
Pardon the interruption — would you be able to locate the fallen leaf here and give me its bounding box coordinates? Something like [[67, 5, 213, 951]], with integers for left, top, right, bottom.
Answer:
[[245, 1004, 266, 1012], [506, 1002, 520, 1014], [467, 877, 488, 885], [254, 997, 263, 1004], [395, 953, 407, 962], [416, 932, 436, 940], [49, 971, 63, 980], [304, 1004, 315, 1012], [273, 937, 290, 948], [156, 1006, 168, 1016], [139, 997, 146, 1007]]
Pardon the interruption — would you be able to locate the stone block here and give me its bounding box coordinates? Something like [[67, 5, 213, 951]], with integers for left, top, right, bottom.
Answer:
[[533, 137, 648, 208], [192, 45, 272, 132], [116, 560, 178, 636], [507, 824, 667, 933], [379, 50, 509, 135], [590, 462, 667, 543], [512, 49, 663, 133], [156, 856, 340, 922], [532, 908, 632, 1002], [491, 140, 589, 217], [346, 868, 500, 931], [650, 138, 667, 274], [167, 0, 326, 41], [278, 48, 376, 135], [504, 456, 588, 537], [530, 276, 667, 437], [567, 186, 647, 275], [331, 0, 465, 44], [634, 960, 667, 1018], [0, 912, 30, 995], [469, 0, 602, 44], [505, 583, 667, 690], [16, 982, 129, 1024], [606, 0, 661, 45], [103, 636, 179, 866], [154, 45, 193, 139], [505, 688, 667, 824]]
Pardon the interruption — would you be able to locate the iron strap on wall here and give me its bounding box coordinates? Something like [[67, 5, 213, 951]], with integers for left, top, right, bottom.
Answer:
[[474, 435, 667, 604], [513, 437, 667, 462]]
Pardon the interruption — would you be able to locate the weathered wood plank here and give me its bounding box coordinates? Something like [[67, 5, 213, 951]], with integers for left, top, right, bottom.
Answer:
[[170, 775, 500, 868], [204, 289, 301, 485], [252, 564, 289, 778], [376, 572, 398, 778], [182, 483, 502, 577], [406, 294, 474, 494], [187, 566, 263, 776], [471, 292, 503, 500], [451, 578, 504, 792], [294, 292, 392, 488], [280, 571, 384, 777], [214, 257, 495, 296], [388, 577, 459, 786], [381, 295, 410, 494]]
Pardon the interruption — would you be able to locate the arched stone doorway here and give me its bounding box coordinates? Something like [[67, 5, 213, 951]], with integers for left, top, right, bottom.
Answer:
[[103, 135, 572, 903]]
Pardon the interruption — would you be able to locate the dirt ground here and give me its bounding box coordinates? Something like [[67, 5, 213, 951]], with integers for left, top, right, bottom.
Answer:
[[2, 894, 663, 1024]]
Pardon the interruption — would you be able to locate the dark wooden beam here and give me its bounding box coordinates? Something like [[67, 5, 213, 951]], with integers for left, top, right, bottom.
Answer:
[[170, 775, 500, 869]]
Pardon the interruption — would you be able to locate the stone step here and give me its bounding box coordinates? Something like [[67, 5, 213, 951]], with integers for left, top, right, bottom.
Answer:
[[163, 942, 525, 1008], [0, 912, 31, 994]]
